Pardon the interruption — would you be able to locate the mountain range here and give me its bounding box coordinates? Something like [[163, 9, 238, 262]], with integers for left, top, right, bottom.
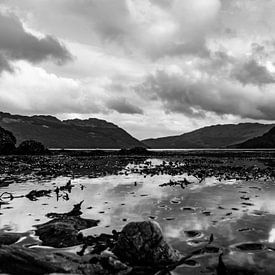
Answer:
[[1, 111, 275, 149], [142, 123, 275, 149], [0, 112, 144, 149], [231, 126, 275, 148]]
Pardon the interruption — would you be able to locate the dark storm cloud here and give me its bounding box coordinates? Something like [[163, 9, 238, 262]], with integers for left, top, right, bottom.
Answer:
[[0, 12, 72, 72], [107, 98, 143, 114], [138, 69, 275, 120], [232, 59, 275, 86]]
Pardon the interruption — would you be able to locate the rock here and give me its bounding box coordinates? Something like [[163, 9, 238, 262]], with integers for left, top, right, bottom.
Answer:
[[112, 221, 181, 267], [16, 140, 49, 155], [0, 245, 66, 275], [35, 201, 99, 248], [0, 233, 22, 246], [0, 127, 16, 155], [80, 232, 119, 256], [0, 245, 131, 275], [35, 216, 99, 248], [25, 189, 52, 201]]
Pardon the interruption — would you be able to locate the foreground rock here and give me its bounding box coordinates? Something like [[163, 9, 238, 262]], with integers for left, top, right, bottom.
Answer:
[[0, 221, 181, 275], [113, 221, 181, 266], [0, 126, 16, 154], [0, 232, 23, 245], [35, 202, 99, 248], [0, 245, 131, 275], [36, 216, 99, 248], [16, 140, 49, 155]]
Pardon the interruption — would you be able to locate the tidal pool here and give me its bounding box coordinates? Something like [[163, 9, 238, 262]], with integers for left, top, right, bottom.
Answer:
[[1, 158, 275, 274]]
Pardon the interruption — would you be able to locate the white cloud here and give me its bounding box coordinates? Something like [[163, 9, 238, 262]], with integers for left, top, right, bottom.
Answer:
[[0, 62, 100, 114]]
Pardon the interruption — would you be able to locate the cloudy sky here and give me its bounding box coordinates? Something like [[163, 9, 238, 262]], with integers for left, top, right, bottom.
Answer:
[[0, 0, 275, 139]]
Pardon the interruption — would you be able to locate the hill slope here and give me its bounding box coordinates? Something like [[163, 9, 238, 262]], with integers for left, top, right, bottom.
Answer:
[[232, 126, 275, 148], [0, 112, 144, 149], [142, 123, 275, 149]]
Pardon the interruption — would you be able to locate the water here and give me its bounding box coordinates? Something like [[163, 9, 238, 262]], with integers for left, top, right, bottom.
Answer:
[[1, 158, 275, 274]]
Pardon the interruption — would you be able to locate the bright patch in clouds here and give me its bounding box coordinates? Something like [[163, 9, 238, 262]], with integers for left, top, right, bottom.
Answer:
[[0, 0, 275, 139]]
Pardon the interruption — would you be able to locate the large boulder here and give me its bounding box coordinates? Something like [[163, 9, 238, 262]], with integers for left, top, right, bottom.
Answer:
[[16, 139, 49, 155], [0, 127, 16, 154], [112, 221, 181, 267]]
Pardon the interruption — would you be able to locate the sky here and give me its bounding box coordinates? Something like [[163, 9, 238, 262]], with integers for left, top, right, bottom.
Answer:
[[0, 0, 275, 139]]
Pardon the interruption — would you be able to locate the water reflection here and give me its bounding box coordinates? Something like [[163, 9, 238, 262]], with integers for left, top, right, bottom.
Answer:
[[268, 228, 275, 243]]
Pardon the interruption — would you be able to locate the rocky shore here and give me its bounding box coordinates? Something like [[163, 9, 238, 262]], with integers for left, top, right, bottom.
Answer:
[[1, 150, 275, 274]]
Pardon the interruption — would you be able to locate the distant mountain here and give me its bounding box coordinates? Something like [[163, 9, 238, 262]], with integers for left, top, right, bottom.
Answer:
[[231, 126, 275, 148], [0, 112, 145, 149], [142, 123, 275, 149]]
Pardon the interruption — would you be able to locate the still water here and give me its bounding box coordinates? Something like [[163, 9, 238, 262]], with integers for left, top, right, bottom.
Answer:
[[1, 158, 275, 274]]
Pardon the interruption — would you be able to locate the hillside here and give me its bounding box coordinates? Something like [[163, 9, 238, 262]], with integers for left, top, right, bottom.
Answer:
[[232, 126, 275, 148], [0, 112, 145, 149], [142, 123, 275, 149]]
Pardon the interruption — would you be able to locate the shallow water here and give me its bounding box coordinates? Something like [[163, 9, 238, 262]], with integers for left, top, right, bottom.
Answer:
[[1, 158, 275, 274]]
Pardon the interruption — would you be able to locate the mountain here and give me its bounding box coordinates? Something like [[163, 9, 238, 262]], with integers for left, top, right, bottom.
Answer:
[[142, 123, 275, 149], [0, 112, 145, 149], [232, 126, 275, 148]]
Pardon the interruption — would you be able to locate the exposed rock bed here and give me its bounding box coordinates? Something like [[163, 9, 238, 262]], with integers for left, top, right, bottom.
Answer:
[[0, 220, 182, 275]]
